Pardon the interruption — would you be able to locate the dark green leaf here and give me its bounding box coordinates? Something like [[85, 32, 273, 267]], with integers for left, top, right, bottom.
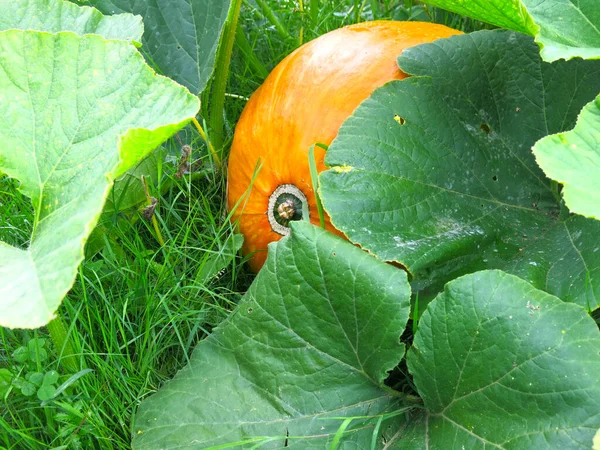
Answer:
[[134, 222, 411, 449], [397, 270, 600, 449], [82, 0, 231, 94], [320, 30, 600, 310]]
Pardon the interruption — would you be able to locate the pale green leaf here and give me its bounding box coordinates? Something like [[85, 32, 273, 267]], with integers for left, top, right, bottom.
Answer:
[[593, 429, 600, 450], [0, 0, 142, 43], [421, 0, 600, 61], [397, 270, 600, 449], [533, 96, 600, 220], [133, 222, 411, 449], [0, 30, 199, 328], [320, 30, 600, 310]]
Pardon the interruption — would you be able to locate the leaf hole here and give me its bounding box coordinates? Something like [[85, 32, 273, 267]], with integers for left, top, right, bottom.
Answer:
[[492, 175, 498, 182], [394, 114, 406, 125], [480, 123, 491, 134], [247, 308, 253, 314]]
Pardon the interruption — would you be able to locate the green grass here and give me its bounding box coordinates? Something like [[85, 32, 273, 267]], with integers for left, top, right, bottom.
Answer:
[[0, 2, 486, 448]]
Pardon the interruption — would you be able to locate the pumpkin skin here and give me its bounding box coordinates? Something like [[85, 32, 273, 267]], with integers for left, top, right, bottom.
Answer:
[[227, 21, 462, 272]]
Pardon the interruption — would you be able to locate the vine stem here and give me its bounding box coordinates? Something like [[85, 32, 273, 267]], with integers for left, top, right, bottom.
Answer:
[[208, 0, 244, 156], [47, 315, 78, 373], [254, 0, 291, 40]]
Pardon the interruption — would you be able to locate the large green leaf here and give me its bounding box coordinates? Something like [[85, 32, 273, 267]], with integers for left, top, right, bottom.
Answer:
[[0, 30, 199, 329], [421, 0, 600, 61], [80, 0, 231, 94], [533, 96, 600, 221], [0, 0, 154, 219], [133, 222, 411, 449], [398, 270, 600, 449], [0, 0, 142, 43], [320, 30, 600, 311]]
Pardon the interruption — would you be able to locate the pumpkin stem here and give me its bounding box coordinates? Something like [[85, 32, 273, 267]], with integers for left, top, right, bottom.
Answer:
[[277, 199, 296, 220], [268, 184, 309, 236]]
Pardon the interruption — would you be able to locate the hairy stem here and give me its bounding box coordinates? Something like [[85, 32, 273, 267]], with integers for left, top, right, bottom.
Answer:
[[255, 0, 292, 40], [208, 0, 244, 155]]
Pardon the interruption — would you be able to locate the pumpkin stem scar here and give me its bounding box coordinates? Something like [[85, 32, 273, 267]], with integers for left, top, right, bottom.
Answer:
[[268, 184, 309, 236], [332, 165, 354, 173]]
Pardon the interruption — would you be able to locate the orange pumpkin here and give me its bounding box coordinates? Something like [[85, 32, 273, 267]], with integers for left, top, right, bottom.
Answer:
[[227, 21, 462, 272]]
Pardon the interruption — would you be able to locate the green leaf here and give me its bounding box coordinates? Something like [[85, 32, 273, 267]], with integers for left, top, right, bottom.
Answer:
[[0, 0, 173, 218], [0, 0, 142, 43], [43, 370, 59, 385], [26, 372, 44, 386], [320, 30, 600, 310], [12, 346, 29, 363], [0, 368, 12, 397], [82, 0, 232, 94], [533, 96, 600, 220], [396, 270, 600, 449], [420, 0, 600, 61], [19, 380, 36, 397], [23, 339, 48, 362], [37, 383, 57, 401], [0, 30, 200, 329], [133, 221, 411, 449]]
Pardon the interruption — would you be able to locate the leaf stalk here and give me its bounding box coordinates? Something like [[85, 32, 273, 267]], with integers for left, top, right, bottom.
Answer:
[[47, 315, 78, 373], [208, 0, 244, 157]]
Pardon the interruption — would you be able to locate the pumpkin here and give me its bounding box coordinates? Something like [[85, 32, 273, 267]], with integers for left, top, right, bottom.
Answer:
[[227, 20, 462, 272]]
